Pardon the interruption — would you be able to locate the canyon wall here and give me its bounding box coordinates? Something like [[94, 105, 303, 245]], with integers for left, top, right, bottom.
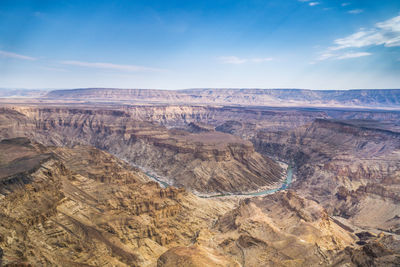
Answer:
[[45, 88, 400, 108], [0, 137, 366, 266], [0, 107, 284, 194]]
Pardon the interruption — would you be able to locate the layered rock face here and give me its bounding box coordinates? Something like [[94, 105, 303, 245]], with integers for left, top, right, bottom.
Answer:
[[157, 246, 240, 267], [157, 190, 359, 267], [0, 107, 284, 194], [332, 233, 400, 266], [253, 119, 400, 234], [1, 98, 400, 266], [213, 191, 355, 266], [124, 105, 328, 134], [0, 137, 362, 266], [45, 88, 400, 108], [0, 138, 235, 266]]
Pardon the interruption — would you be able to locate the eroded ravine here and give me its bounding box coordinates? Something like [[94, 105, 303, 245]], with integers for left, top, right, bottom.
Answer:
[[133, 160, 294, 198], [2, 102, 400, 266]]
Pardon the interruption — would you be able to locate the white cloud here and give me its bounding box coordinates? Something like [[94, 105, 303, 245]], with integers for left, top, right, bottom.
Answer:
[[218, 56, 273, 64], [331, 15, 400, 50], [316, 14, 400, 61], [336, 52, 371, 59], [60, 60, 164, 72], [341, 3, 351, 7], [348, 9, 363, 14], [218, 56, 247, 64], [299, 0, 320, 7], [0, 50, 37, 61], [377, 15, 400, 32], [317, 52, 335, 61], [317, 51, 371, 61]]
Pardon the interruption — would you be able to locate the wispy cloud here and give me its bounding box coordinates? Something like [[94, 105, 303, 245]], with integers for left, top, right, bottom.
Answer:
[[218, 56, 247, 64], [332, 15, 400, 50], [218, 56, 273, 64], [299, 1, 320, 7], [336, 52, 371, 59], [0, 50, 37, 61], [316, 15, 400, 61], [348, 9, 363, 14], [341, 2, 351, 7], [60, 60, 164, 72], [317, 51, 371, 61]]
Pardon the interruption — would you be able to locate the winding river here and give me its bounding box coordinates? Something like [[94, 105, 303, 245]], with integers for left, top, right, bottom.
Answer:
[[199, 166, 293, 198], [138, 164, 294, 198]]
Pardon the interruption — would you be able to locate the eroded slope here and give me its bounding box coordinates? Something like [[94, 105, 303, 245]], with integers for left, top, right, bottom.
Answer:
[[0, 138, 236, 266], [0, 107, 284, 194], [254, 119, 400, 235]]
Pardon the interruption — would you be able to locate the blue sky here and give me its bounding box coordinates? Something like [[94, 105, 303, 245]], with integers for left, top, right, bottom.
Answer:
[[0, 0, 399, 89]]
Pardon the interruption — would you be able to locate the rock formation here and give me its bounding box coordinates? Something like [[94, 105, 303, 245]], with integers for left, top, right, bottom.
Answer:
[[45, 88, 400, 108], [0, 137, 236, 266], [1, 89, 400, 266], [0, 107, 284, 194]]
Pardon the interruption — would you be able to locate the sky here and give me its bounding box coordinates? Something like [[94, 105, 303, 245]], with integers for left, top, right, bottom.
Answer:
[[0, 0, 399, 90]]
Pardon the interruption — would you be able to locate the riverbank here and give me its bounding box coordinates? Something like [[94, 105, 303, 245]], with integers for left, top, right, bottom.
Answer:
[[198, 166, 293, 198], [132, 161, 294, 199]]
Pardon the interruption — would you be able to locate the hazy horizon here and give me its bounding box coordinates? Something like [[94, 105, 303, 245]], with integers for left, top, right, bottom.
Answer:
[[1, 87, 400, 91]]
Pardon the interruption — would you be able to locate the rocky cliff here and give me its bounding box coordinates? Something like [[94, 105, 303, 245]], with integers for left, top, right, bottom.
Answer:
[[0, 138, 369, 266], [0, 138, 236, 266], [1, 101, 400, 266], [45, 88, 400, 108], [0, 107, 284, 194], [253, 118, 400, 234]]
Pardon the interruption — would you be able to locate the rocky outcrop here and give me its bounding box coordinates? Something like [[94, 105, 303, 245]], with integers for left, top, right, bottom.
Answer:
[[332, 234, 400, 266], [157, 245, 240, 267], [0, 138, 235, 266], [1, 100, 400, 266], [213, 191, 355, 266], [252, 118, 400, 234], [0, 107, 284, 194]]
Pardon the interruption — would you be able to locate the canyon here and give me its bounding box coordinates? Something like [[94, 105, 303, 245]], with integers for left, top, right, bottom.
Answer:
[[44, 88, 400, 109], [0, 88, 400, 266]]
